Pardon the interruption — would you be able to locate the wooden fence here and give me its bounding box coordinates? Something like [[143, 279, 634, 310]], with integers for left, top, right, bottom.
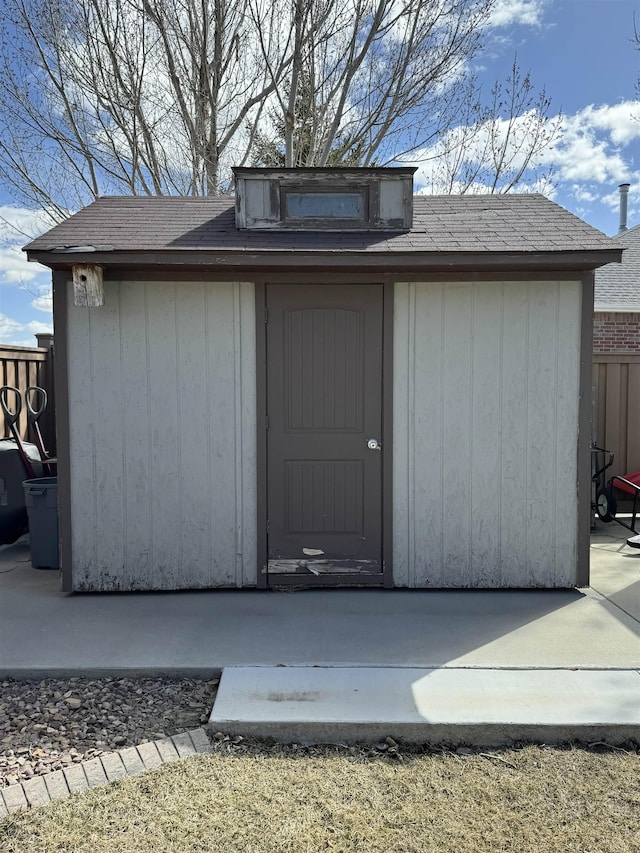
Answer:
[[593, 354, 640, 479], [0, 343, 56, 456]]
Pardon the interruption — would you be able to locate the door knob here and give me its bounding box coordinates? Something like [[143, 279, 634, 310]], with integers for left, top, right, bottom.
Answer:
[[367, 438, 382, 450]]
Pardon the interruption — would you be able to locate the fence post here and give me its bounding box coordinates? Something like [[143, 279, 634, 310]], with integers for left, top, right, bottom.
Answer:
[[36, 335, 56, 456]]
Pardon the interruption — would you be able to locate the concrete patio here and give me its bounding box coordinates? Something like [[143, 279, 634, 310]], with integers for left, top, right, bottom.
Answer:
[[0, 520, 639, 675], [1, 519, 639, 745]]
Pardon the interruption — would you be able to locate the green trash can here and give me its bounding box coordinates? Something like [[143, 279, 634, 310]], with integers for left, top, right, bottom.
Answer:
[[23, 477, 59, 569]]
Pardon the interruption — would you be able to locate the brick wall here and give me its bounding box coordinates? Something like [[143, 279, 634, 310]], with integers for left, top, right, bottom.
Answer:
[[593, 312, 640, 353]]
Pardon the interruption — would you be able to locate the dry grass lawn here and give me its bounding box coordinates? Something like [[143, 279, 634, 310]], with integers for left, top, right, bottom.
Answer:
[[1, 743, 639, 853]]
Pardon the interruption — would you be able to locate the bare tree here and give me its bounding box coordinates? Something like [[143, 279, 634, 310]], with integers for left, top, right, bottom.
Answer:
[[0, 0, 560, 221], [249, 0, 496, 168], [0, 0, 289, 219], [419, 60, 562, 194]]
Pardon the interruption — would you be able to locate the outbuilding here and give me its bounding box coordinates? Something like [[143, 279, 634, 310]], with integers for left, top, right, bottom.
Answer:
[[25, 168, 621, 592]]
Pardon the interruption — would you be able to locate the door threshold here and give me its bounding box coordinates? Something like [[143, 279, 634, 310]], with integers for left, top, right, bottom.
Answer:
[[265, 558, 380, 576], [267, 572, 385, 588]]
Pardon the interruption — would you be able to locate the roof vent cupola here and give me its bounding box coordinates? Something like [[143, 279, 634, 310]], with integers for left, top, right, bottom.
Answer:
[[233, 167, 416, 231]]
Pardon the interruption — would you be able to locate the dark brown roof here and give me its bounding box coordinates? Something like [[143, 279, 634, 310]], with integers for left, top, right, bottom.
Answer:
[[25, 194, 616, 256]]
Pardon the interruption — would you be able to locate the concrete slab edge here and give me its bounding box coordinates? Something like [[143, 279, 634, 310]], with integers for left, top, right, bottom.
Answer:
[[0, 668, 222, 680], [0, 728, 213, 816], [206, 721, 640, 749], [1, 666, 638, 679]]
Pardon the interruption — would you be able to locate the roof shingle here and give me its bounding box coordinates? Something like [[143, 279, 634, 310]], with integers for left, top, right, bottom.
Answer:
[[24, 194, 616, 256], [594, 225, 640, 310]]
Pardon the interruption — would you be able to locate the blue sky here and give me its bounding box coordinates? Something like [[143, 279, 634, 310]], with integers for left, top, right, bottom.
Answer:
[[0, 0, 639, 346]]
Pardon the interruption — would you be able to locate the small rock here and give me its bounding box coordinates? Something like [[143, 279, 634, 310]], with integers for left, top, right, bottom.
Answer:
[[0, 675, 219, 787], [456, 747, 473, 755]]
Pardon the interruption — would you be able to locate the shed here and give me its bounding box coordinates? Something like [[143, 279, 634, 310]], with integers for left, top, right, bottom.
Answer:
[[24, 168, 621, 592]]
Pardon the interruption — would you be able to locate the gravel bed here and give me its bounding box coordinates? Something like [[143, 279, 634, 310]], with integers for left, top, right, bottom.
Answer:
[[0, 677, 218, 787]]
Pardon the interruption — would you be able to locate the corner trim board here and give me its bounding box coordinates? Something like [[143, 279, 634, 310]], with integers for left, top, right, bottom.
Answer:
[[53, 271, 73, 593], [577, 272, 594, 587]]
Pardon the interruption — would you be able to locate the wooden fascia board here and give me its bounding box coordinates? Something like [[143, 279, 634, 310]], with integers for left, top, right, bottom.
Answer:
[[26, 248, 623, 273]]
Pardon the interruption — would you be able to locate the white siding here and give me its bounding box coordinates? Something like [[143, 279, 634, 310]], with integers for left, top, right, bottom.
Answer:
[[66, 280, 257, 590], [393, 280, 582, 588]]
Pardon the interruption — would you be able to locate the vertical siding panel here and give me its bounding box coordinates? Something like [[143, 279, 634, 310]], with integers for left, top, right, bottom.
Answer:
[[17, 361, 27, 438], [604, 364, 622, 475], [66, 288, 97, 586], [176, 282, 211, 586], [500, 282, 529, 586], [597, 362, 607, 447], [206, 283, 238, 585], [593, 363, 603, 445], [234, 283, 244, 586], [119, 281, 152, 589], [412, 283, 445, 587], [394, 278, 582, 589], [5, 362, 15, 396], [405, 283, 418, 587], [594, 359, 640, 479], [441, 283, 473, 585], [146, 282, 181, 588], [394, 279, 584, 589], [470, 283, 503, 586], [626, 364, 640, 472], [239, 282, 258, 587], [619, 364, 629, 473], [555, 281, 581, 585], [525, 283, 560, 585], [66, 279, 258, 590], [89, 281, 126, 588], [392, 283, 412, 587]]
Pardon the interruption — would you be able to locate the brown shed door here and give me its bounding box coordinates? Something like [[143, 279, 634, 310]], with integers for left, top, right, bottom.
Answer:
[[266, 284, 384, 581]]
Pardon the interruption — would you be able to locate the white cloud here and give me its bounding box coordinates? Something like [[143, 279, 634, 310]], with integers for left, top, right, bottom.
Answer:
[[0, 206, 52, 286], [578, 103, 640, 146], [540, 101, 640, 184], [407, 98, 640, 199], [0, 206, 52, 242], [489, 0, 545, 27], [600, 183, 640, 212], [0, 313, 52, 346], [0, 246, 44, 284], [0, 207, 54, 345], [572, 185, 598, 203], [32, 292, 53, 314]]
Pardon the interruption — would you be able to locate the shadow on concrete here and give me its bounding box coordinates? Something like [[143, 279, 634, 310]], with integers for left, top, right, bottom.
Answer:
[[1, 531, 639, 675]]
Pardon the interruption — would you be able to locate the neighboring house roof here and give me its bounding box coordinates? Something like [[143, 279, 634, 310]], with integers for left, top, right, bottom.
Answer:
[[594, 224, 640, 311], [24, 194, 621, 273]]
